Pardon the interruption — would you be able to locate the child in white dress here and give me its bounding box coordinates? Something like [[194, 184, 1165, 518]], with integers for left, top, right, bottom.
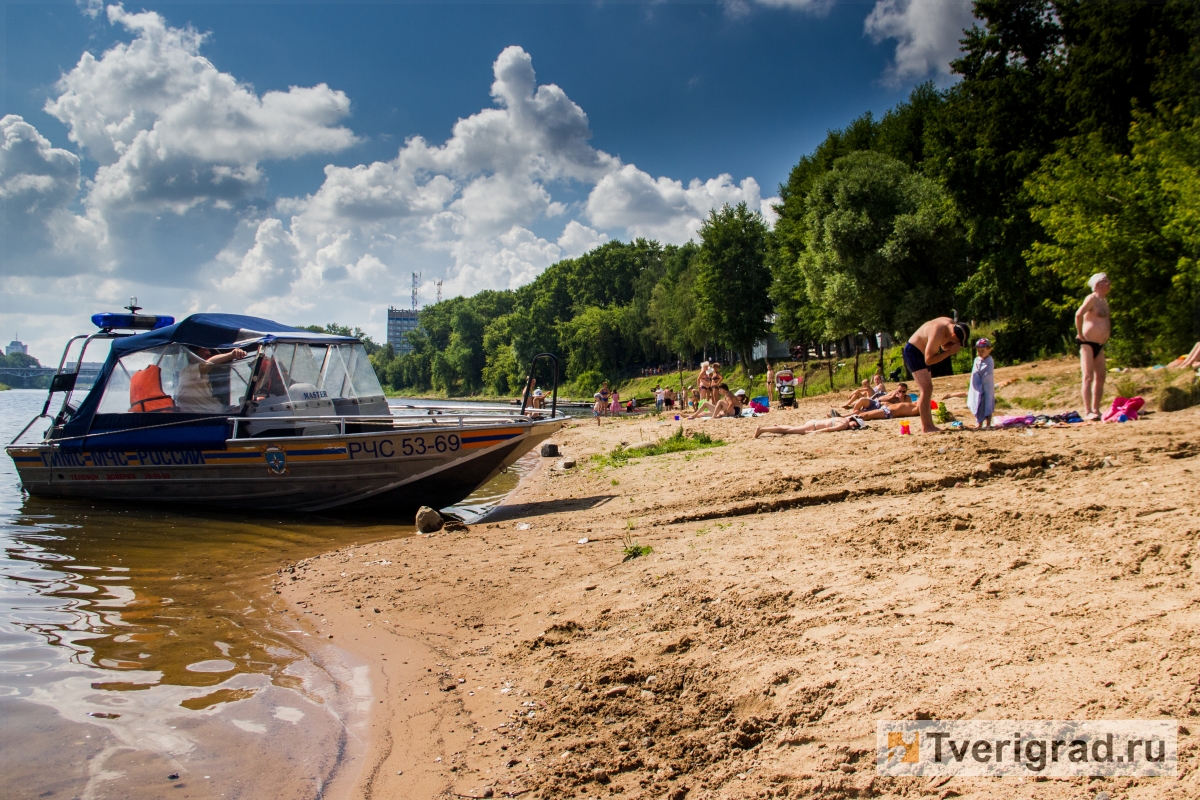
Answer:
[[967, 338, 995, 428]]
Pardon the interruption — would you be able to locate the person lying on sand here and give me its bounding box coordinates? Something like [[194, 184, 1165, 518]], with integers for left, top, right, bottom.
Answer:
[[756, 416, 866, 437], [837, 401, 921, 421], [1168, 342, 1200, 369], [845, 383, 908, 413]]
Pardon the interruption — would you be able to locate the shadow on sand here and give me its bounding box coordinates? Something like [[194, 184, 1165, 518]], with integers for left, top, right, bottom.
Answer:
[[482, 494, 617, 523]]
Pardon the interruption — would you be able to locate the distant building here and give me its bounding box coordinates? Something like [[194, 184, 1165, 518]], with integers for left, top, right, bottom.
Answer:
[[6, 339, 28, 357], [752, 333, 791, 361], [386, 308, 420, 355]]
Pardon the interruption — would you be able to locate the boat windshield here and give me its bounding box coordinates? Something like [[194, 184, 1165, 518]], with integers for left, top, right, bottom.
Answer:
[[249, 342, 384, 407], [92, 341, 384, 417], [96, 344, 259, 415]]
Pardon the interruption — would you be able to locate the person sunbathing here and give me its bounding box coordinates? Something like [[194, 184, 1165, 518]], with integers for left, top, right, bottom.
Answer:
[[712, 385, 744, 418], [687, 398, 717, 419], [842, 375, 886, 408], [856, 400, 920, 421], [756, 416, 866, 437], [1168, 342, 1200, 369], [845, 383, 908, 413], [843, 379, 872, 407]]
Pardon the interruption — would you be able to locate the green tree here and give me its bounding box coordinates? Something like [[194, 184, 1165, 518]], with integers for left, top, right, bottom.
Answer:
[[648, 242, 711, 362], [798, 151, 968, 343], [560, 305, 626, 379], [694, 202, 773, 381]]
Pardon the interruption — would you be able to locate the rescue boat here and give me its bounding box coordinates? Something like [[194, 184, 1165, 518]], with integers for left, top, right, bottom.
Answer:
[[6, 312, 565, 515]]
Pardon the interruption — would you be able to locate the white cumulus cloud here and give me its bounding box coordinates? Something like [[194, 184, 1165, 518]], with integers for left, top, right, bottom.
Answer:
[[255, 45, 760, 310], [0, 115, 106, 275], [586, 165, 764, 243], [46, 4, 357, 213], [557, 221, 608, 259], [751, 0, 835, 15], [5, 20, 767, 355], [864, 0, 975, 85]]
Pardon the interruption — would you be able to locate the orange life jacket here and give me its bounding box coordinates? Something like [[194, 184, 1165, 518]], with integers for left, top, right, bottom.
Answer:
[[129, 365, 175, 413]]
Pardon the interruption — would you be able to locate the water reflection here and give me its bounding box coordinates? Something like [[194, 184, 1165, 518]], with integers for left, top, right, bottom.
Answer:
[[0, 390, 540, 798]]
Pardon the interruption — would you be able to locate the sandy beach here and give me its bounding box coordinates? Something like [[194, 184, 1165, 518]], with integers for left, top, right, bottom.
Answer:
[[276, 357, 1198, 800]]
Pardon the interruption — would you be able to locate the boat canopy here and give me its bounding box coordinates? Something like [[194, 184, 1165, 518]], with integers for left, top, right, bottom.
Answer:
[[60, 314, 368, 442], [108, 313, 355, 358]]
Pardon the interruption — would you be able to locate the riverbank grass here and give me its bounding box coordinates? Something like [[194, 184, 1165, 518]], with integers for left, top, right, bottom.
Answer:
[[591, 427, 724, 468]]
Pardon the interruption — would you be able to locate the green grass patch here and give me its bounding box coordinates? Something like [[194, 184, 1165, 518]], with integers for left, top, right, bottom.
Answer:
[[621, 530, 653, 561], [591, 427, 725, 468]]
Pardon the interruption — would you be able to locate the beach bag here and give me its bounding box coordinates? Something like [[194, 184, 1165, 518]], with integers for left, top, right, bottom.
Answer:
[[750, 401, 769, 414], [1103, 396, 1145, 422]]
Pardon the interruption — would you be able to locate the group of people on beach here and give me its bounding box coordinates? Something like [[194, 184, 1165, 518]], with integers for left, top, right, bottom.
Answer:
[[584, 270, 1198, 436], [757, 271, 1168, 436]]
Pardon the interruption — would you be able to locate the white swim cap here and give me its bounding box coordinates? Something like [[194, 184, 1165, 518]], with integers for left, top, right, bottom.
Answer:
[[1088, 272, 1109, 290]]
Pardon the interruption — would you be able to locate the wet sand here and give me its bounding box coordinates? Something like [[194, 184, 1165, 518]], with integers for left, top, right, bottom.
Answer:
[[278, 358, 1199, 799]]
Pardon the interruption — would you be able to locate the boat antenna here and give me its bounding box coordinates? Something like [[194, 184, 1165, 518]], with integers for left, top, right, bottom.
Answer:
[[125, 296, 142, 314]]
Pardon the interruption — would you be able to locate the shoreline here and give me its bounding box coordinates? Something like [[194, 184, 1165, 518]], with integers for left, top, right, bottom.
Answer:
[[279, 358, 1198, 799]]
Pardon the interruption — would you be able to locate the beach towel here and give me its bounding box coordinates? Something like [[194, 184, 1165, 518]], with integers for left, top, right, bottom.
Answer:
[[967, 355, 995, 425], [750, 401, 769, 414], [1103, 396, 1145, 422], [998, 414, 1036, 428]]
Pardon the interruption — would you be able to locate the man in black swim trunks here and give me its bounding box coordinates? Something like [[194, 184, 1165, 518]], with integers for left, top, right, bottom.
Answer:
[[1075, 272, 1111, 420], [903, 317, 969, 433]]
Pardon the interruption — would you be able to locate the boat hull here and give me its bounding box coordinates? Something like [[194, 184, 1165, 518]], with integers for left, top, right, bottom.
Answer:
[[7, 418, 564, 516]]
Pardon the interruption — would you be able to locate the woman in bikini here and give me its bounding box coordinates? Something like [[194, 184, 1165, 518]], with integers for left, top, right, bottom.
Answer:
[[696, 361, 712, 402], [755, 416, 866, 437]]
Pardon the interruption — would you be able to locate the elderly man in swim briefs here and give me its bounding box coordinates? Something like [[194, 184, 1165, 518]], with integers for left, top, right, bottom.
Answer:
[[1075, 272, 1111, 421], [903, 317, 970, 433]]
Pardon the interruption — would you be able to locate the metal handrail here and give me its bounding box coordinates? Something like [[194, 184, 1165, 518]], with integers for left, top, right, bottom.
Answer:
[[11, 407, 564, 447]]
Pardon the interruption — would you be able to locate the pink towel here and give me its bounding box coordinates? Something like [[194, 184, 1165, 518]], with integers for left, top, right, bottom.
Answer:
[[1103, 396, 1145, 422]]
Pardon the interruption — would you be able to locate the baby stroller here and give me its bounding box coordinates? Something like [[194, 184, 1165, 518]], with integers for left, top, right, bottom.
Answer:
[[775, 368, 797, 408]]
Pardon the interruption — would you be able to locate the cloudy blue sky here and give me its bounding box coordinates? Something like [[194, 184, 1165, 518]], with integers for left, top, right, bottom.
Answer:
[[2, 0, 976, 359]]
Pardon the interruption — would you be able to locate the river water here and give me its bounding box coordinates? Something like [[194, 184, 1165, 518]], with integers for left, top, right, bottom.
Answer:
[[0, 389, 543, 799]]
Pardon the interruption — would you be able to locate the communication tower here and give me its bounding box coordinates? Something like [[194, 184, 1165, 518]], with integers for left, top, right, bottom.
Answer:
[[411, 272, 421, 310], [436, 280, 443, 304]]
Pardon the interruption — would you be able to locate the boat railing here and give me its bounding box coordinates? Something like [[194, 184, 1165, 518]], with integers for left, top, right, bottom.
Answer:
[[229, 409, 566, 439], [10, 407, 567, 447]]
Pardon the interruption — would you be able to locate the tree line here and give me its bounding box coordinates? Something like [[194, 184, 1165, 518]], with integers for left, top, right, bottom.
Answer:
[[360, 0, 1195, 395]]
